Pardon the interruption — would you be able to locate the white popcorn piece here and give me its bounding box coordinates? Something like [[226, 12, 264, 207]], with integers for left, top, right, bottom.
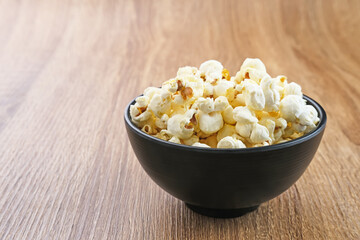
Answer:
[[192, 142, 211, 148], [144, 87, 163, 99], [275, 118, 287, 130], [214, 96, 229, 112], [233, 106, 258, 124], [234, 58, 267, 83], [284, 82, 302, 97], [199, 60, 223, 83], [188, 82, 204, 99], [298, 105, 319, 127], [169, 136, 182, 144], [162, 79, 178, 93], [262, 119, 276, 142], [273, 75, 288, 88], [197, 97, 215, 113], [199, 111, 224, 134], [148, 90, 172, 117], [291, 122, 307, 132], [135, 96, 150, 108], [130, 105, 152, 123], [155, 114, 169, 129], [250, 123, 271, 144], [252, 141, 270, 147], [213, 80, 235, 100], [276, 138, 291, 144], [274, 129, 283, 141], [217, 136, 246, 149], [279, 95, 306, 122], [243, 80, 265, 110], [141, 124, 155, 135], [177, 66, 199, 78], [260, 75, 280, 112], [235, 122, 253, 138], [167, 109, 196, 139], [155, 129, 173, 141], [173, 94, 186, 105], [203, 82, 214, 97]]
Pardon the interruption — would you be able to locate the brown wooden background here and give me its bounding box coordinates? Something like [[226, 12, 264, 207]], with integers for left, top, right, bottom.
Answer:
[[0, 0, 359, 239]]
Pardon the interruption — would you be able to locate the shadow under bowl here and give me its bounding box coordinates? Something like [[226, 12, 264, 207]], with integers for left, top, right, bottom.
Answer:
[[124, 95, 327, 218]]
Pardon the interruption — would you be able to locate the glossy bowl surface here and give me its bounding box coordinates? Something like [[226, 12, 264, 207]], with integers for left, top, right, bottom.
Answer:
[[124, 95, 326, 218]]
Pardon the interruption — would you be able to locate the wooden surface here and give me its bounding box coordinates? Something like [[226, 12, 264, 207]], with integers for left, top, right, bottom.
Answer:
[[0, 0, 359, 239]]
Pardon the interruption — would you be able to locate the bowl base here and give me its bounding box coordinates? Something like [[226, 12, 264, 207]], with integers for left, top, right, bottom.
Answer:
[[185, 203, 259, 218]]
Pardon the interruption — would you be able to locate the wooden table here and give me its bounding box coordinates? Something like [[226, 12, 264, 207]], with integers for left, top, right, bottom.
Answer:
[[0, 0, 359, 239]]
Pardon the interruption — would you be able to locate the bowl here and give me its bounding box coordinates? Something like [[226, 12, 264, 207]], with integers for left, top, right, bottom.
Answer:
[[124, 95, 327, 218]]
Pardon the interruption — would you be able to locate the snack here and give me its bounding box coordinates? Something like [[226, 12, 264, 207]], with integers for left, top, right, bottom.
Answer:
[[130, 59, 319, 148]]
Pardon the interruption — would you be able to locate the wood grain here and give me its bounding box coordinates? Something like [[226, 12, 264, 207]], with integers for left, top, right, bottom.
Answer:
[[0, 0, 359, 239]]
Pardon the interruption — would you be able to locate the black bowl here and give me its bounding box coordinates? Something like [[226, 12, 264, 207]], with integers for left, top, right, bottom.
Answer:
[[124, 95, 327, 218]]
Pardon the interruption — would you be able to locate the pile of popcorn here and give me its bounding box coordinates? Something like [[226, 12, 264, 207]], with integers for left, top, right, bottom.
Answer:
[[130, 59, 319, 149]]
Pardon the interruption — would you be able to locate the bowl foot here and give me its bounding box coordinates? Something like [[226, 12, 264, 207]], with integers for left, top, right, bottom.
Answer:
[[185, 203, 259, 218]]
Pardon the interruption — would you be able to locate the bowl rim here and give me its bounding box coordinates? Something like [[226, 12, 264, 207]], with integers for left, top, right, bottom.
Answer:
[[124, 94, 327, 153]]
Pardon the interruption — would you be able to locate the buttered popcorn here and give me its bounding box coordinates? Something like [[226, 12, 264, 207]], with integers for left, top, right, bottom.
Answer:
[[130, 59, 319, 148]]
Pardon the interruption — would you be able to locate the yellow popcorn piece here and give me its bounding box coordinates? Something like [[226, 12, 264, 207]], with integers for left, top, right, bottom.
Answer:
[[201, 134, 218, 148], [217, 124, 237, 142], [222, 69, 231, 80]]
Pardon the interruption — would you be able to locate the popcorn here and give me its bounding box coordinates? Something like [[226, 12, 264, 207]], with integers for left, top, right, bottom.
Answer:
[[298, 105, 319, 127], [169, 136, 181, 144], [279, 95, 305, 122], [217, 136, 246, 149], [233, 106, 258, 124], [214, 96, 230, 112], [234, 58, 267, 83], [250, 123, 271, 144], [129, 104, 152, 124], [155, 114, 169, 129], [144, 87, 163, 99], [162, 79, 178, 93], [197, 97, 215, 113], [148, 90, 171, 117], [260, 75, 280, 112], [217, 124, 237, 142], [201, 134, 218, 148], [284, 82, 302, 97], [199, 111, 224, 134], [242, 80, 265, 110], [199, 60, 223, 83], [167, 109, 196, 139], [130, 58, 319, 148], [203, 82, 214, 97], [213, 80, 235, 100], [155, 129, 173, 141], [192, 142, 211, 148], [183, 135, 200, 146], [177, 66, 200, 78], [222, 105, 236, 124], [235, 122, 253, 138]]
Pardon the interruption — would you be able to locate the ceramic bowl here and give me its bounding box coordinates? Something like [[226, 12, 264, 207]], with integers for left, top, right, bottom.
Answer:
[[124, 95, 326, 218]]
